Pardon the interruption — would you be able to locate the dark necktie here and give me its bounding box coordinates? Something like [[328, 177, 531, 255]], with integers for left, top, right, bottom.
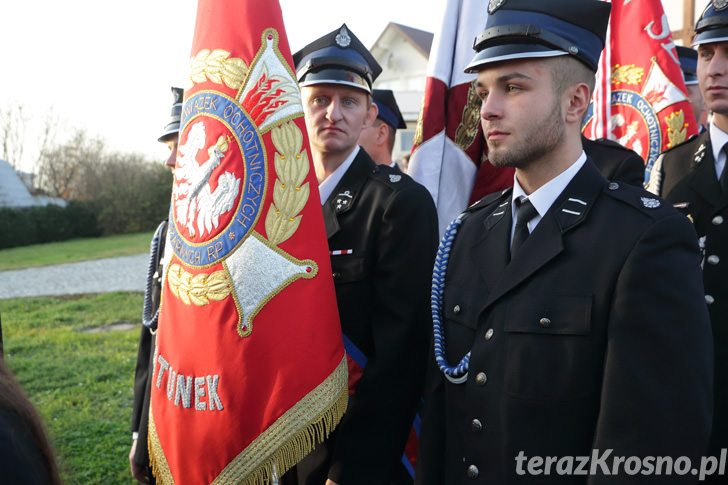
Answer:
[[721, 151, 728, 192], [511, 197, 538, 258]]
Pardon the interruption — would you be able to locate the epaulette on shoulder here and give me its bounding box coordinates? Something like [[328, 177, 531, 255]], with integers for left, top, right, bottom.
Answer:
[[466, 187, 512, 213], [602, 181, 671, 217], [592, 137, 634, 154], [370, 165, 413, 188]]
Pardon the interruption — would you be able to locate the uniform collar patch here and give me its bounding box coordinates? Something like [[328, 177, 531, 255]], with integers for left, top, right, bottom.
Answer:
[[334, 190, 353, 213], [694, 143, 707, 164]]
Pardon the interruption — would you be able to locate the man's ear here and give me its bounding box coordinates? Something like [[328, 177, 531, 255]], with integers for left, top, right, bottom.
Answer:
[[564, 83, 591, 125], [363, 102, 379, 129], [376, 123, 389, 146]]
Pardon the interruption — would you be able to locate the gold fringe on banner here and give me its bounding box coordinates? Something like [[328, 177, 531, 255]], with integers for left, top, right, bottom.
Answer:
[[148, 356, 349, 484]]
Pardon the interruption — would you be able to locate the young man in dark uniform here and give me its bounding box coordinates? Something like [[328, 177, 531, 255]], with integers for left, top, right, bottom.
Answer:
[[129, 86, 181, 484], [417, 1, 713, 483], [358, 88, 408, 169], [648, 4, 728, 482], [282, 24, 438, 485]]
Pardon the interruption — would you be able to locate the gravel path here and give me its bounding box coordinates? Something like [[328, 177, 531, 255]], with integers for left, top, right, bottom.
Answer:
[[0, 254, 149, 300]]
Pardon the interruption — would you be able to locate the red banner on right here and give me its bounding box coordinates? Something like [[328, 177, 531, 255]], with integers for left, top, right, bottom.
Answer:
[[584, 0, 698, 186]]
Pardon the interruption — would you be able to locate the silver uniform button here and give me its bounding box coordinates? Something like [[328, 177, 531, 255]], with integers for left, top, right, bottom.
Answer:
[[539, 317, 552, 328], [484, 328, 494, 341], [472, 418, 483, 433], [713, 215, 724, 225], [707, 255, 720, 265], [475, 372, 488, 386], [467, 464, 479, 479], [608, 182, 620, 190], [706, 295, 715, 305], [454, 304, 461, 314]]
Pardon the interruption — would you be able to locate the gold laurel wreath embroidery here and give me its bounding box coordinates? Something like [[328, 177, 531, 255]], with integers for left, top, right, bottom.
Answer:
[[611, 65, 644, 85], [167, 264, 231, 306], [665, 110, 688, 148], [413, 102, 425, 148], [265, 121, 311, 245], [454, 79, 482, 152], [190, 49, 248, 90]]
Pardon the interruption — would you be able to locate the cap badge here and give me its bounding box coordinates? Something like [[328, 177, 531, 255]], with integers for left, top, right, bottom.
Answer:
[[641, 197, 661, 209], [336, 26, 352, 48], [714, 0, 728, 12], [488, 0, 506, 14], [389, 174, 402, 183]]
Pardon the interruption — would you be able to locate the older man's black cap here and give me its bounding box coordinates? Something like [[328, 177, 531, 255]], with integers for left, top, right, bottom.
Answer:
[[293, 24, 382, 93], [676, 46, 698, 85], [372, 89, 406, 130], [693, 1, 728, 47], [465, 0, 611, 73], [158, 87, 183, 143]]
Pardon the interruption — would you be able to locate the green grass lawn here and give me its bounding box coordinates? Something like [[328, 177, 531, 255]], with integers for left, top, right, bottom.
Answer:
[[2, 292, 143, 484], [0, 232, 154, 271]]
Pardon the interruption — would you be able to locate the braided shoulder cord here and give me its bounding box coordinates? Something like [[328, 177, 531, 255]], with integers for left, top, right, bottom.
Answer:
[[142, 222, 166, 330], [432, 212, 470, 384]]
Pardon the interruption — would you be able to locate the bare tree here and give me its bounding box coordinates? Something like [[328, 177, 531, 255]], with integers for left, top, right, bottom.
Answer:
[[0, 102, 27, 169], [37, 129, 106, 199], [34, 108, 63, 191]]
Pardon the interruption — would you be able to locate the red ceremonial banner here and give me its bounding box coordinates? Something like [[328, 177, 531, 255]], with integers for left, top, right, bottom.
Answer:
[[585, 0, 698, 186], [407, 0, 513, 236], [148, 1, 348, 483]]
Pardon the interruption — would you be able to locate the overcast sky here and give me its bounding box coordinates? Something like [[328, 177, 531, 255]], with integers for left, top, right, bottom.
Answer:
[[0, 0, 446, 172], [0, 0, 709, 172]]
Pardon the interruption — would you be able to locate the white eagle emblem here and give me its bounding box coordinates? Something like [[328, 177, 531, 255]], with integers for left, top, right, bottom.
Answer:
[[174, 121, 241, 237]]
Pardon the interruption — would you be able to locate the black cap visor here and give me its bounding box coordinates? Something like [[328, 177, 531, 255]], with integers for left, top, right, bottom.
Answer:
[[298, 67, 372, 93]]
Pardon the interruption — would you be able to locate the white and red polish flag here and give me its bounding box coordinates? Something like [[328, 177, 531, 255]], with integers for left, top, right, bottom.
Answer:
[[585, 0, 698, 187], [408, 0, 513, 236], [148, 1, 347, 483]]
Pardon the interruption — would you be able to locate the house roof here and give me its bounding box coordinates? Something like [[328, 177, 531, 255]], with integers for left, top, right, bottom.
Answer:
[[372, 22, 434, 58], [0, 160, 37, 208]]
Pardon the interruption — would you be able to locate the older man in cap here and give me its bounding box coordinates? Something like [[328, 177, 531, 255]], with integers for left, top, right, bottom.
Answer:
[[129, 86, 181, 484], [649, 4, 728, 481], [281, 24, 438, 485], [358, 88, 408, 169], [416, 0, 713, 483]]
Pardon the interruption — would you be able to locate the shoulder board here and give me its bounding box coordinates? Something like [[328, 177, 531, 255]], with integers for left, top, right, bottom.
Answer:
[[370, 165, 412, 186], [466, 187, 512, 213], [602, 181, 671, 216], [591, 137, 634, 154], [660, 132, 701, 156]]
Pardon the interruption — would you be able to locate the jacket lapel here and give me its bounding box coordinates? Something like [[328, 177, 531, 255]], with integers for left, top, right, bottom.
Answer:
[[480, 161, 606, 313], [471, 195, 512, 290], [323, 150, 376, 239], [687, 135, 723, 208]]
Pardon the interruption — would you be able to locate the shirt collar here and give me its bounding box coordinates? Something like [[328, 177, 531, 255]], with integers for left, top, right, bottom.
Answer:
[[709, 120, 728, 174], [512, 151, 587, 224], [318, 146, 360, 205]]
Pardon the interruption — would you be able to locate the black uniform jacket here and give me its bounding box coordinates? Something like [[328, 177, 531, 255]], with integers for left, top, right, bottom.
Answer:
[[131, 220, 167, 471], [582, 136, 645, 187], [650, 131, 728, 469], [416, 160, 713, 484], [292, 149, 438, 484]]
